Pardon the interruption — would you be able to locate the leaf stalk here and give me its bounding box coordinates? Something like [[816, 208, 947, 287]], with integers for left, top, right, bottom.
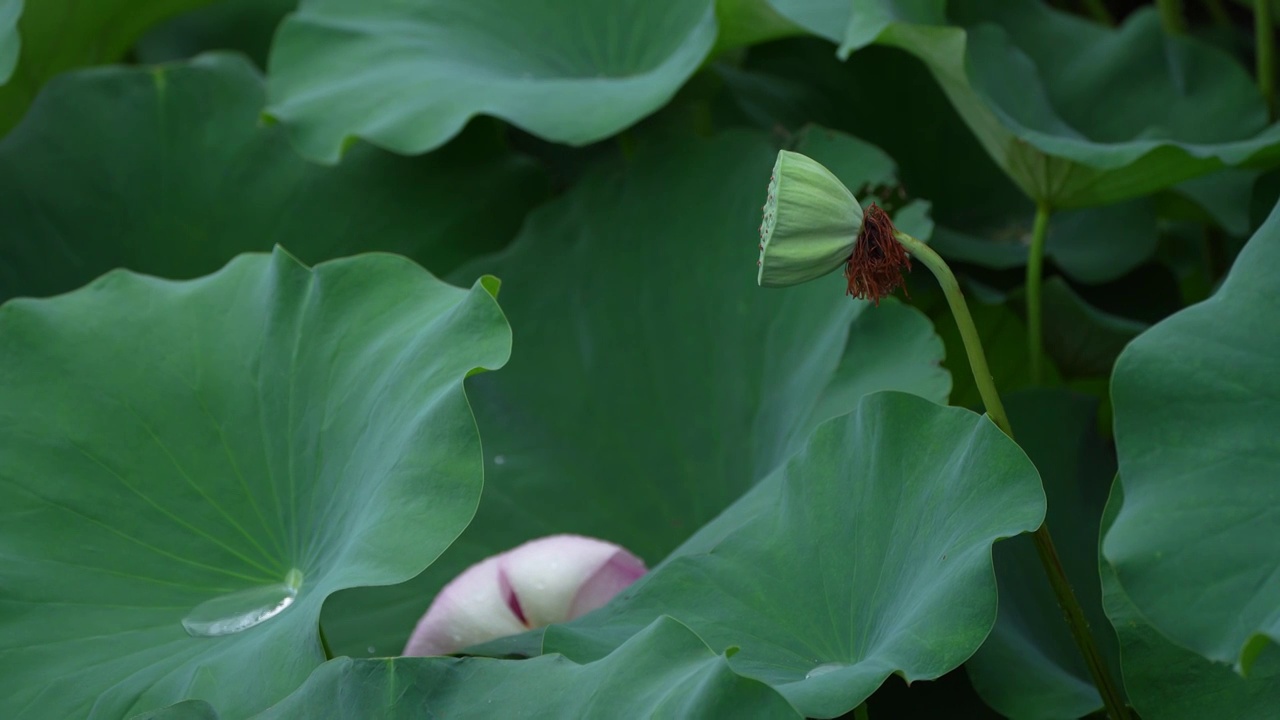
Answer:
[[1083, 0, 1115, 25], [891, 231, 1013, 438], [1157, 0, 1187, 33], [1026, 202, 1051, 385], [1201, 0, 1231, 26], [890, 230, 1132, 720], [1259, 0, 1277, 120]]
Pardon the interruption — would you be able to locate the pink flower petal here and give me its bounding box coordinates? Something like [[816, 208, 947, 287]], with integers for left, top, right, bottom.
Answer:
[[401, 534, 647, 656], [501, 534, 642, 628], [402, 555, 526, 656], [568, 547, 647, 619]]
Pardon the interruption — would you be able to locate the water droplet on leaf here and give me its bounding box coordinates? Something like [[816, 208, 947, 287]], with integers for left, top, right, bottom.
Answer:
[[805, 663, 846, 679], [182, 569, 303, 637]]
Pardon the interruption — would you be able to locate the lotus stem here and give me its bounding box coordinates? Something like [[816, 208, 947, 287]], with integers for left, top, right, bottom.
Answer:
[[1084, 0, 1115, 25], [1259, 0, 1277, 120], [1026, 202, 1051, 385], [1201, 0, 1230, 26], [891, 229, 1131, 720], [1157, 0, 1187, 33], [890, 231, 1013, 438]]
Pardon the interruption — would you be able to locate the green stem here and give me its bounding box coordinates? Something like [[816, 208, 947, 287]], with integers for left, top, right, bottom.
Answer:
[[1258, 0, 1276, 120], [892, 231, 1012, 437], [855, 702, 870, 720], [892, 230, 1132, 720], [1157, 0, 1186, 33], [1201, 0, 1231, 26], [1083, 0, 1115, 25], [1026, 202, 1051, 385], [1030, 526, 1131, 720], [617, 130, 637, 161]]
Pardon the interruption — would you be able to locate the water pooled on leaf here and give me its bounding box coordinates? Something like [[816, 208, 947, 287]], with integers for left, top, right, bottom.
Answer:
[[804, 662, 846, 679], [182, 569, 304, 637]]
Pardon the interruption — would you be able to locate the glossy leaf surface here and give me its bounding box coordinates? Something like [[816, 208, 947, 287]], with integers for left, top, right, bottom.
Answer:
[[0, 54, 546, 303], [258, 618, 800, 719], [1104, 197, 1280, 671], [965, 389, 1121, 720], [766, 0, 1280, 208], [320, 130, 951, 658], [536, 392, 1046, 718], [266, 0, 719, 161], [722, 39, 1162, 287], [137, 0, 295, 67], [1102, 484, 1280, 720], [0, 0, 215, 132], [0, 0, 18, 83], [0, 250, 510, 718]]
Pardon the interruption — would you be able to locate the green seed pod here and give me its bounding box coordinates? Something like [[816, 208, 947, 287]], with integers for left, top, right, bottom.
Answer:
[[757, 150, 864, 287]]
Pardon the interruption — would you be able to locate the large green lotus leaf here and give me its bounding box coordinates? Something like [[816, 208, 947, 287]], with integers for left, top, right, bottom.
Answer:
[[248, 617, 800, 718], [319, 130, 951, 657], [0, 249, 511, 718], [137, 0, 296, 68], [964, 389, 1122, 720], [134, 701, 219, 720], [765, 0, 1280, 208], [529, 392, 1045, 718], [0, 53, 546, 304], [807, 297, 950, 426], [1103, 199, 1280, 670], [265, 0, 719, 162], [1101, 483, 1280, 719], [0, 0, 224, 133], [0, 0, 18, 83]]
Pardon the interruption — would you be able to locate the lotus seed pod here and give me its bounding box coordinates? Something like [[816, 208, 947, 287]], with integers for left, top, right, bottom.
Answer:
[[757, 150, 864, 287]]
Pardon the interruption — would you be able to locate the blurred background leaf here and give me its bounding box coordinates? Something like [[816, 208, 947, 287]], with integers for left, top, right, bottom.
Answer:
[[265, 0, 719, 162], [137, 0, 296, 69], [0, 53, 548, 303], [0, 0, 218, 133]]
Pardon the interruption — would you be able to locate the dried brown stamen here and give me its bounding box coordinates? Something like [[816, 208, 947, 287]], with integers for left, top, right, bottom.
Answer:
[[845, 203, 911, 305]]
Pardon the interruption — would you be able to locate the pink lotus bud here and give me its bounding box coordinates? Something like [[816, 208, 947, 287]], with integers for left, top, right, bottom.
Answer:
[[402, 534, 647, 656]]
